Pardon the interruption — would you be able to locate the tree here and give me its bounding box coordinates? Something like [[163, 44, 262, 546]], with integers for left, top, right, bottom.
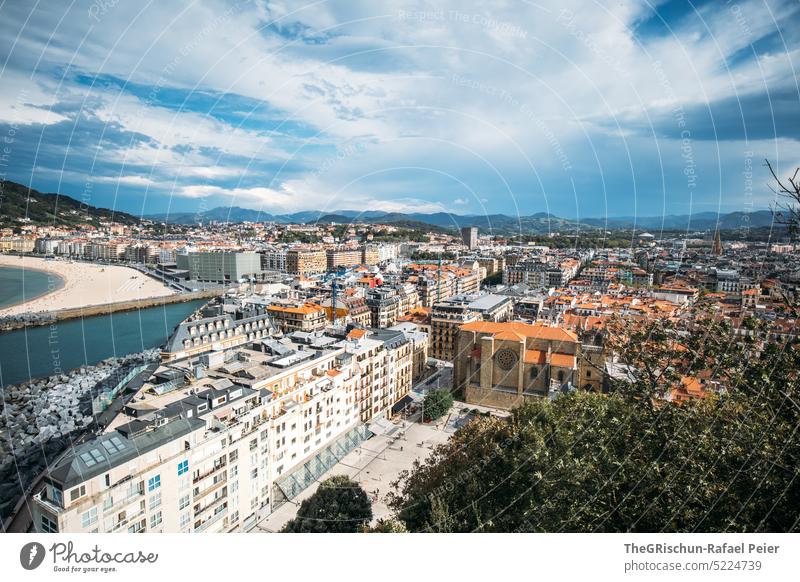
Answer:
[[423, 389, 453, 422], [367, 518, 408, 533], [388, 317, 800, 532], [766, 159, 800, 238], [281, 475, 373, 533]]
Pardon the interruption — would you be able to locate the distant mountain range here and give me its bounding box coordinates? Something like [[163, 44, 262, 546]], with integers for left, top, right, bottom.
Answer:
[[0, 180, 140, 226], [146, 206, 777, 233], [0, 180, 778, 233]]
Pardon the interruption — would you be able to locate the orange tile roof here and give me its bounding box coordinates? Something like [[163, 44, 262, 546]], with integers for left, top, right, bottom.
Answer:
[[267, 302, 323, 315], [461, 321, 578, 343], [347, 328, 368, 340], [670, 376, 708, 403], [550, 353, 577, 368], [524, 350, 546, 365]]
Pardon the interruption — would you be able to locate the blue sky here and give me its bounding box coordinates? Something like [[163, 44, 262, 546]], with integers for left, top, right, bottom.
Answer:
[[0, 0, 798, 219]]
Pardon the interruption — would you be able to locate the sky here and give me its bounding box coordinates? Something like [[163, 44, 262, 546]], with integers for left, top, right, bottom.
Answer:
[[0, 0, 798, 220]]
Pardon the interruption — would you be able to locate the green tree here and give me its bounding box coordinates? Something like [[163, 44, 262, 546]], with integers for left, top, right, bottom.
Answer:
[[367, 518, 408, 533], [388, 318, 800, 532], [281, 475, 373, 533], [422, 389, 453, 422]]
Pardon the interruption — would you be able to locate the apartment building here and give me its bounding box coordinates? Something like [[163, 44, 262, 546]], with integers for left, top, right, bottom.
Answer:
[[366, 287, 401, 328], [377, 243, 399, 263], [33, 327, 413, 534], [323, 296, 372, 327], [362, 245, 380, 266], [476, 256, 503, 275], [461, 226, 478, 250], [83, 242, 129, 261], [261, 249, 287, 272], [0, 237, 36, 253], [35, 238, 61, 254], [326, 247, 362, 271], [267, 302, 326, 334], [389, 322, 430, 381], [286, 249, 326, 276], [160, 305, 276, 362], [429, 293, 514, 362]]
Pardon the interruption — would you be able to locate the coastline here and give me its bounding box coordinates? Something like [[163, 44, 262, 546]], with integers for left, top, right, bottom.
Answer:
[[0, 262, 66, 310], [0, 254, 175, 317]]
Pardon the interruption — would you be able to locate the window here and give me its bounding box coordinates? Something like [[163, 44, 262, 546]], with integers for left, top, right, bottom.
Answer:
[[177, 460, 189, 476], [147, 475, 161, 492], [149, 492, 162, 510], [230, 465, 238, 478], [149, 511, 162, 529], [41, 515, 58, 533], [103, 496, 113, 511], [250, 468, 257, 479], [52, 487, 64, 507], [179, 494, 190, 510], [81, 507, 98, 528], [179, 512, 190, 529], [70, 485, 86, 502]]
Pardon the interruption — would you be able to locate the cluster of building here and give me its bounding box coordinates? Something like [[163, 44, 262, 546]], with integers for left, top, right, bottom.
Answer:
[[32, 296, 425, 533], [22, 216, 800, 534]]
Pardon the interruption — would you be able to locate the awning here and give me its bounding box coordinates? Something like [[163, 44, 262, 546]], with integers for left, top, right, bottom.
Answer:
[[367, 417, 395, 436], [391, 395, 414, 415]]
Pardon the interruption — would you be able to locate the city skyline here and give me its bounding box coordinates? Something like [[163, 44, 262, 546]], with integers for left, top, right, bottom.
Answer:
[[1, 1, 798, 218]]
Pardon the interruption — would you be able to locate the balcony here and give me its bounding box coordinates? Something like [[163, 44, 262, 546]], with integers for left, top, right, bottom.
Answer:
[[194, 474, 227, 499], [194, 490, 228, 519], [104, 486, 145, 514], [194, 506, 228, 532], [109, 507, 145, 533], [193, 459, 227, 484]]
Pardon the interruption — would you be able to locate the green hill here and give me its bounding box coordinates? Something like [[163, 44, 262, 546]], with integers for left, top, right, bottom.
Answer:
[[0, 180, 141, 227]]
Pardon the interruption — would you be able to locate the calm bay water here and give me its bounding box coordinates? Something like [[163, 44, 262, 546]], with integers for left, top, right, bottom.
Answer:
[[0, 299, 206, 387], [0, 265, 64, 309]]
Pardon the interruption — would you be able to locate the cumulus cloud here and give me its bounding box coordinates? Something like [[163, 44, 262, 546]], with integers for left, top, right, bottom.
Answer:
[[0, 0, 797, 216]]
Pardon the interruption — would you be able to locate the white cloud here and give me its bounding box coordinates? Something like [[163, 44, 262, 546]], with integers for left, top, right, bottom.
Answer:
[[0, 0, 797, 214], [92, 92, 284, 162], [0, 71, 67, 125], [94, 175, 156, 187]]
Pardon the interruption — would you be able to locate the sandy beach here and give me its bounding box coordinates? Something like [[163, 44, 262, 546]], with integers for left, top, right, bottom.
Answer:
[[0, 255, 175, 317]]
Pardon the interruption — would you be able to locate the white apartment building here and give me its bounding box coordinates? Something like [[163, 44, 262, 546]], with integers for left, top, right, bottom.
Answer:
[[33, 328, 412, 534], [261, 249, 287, 273]]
